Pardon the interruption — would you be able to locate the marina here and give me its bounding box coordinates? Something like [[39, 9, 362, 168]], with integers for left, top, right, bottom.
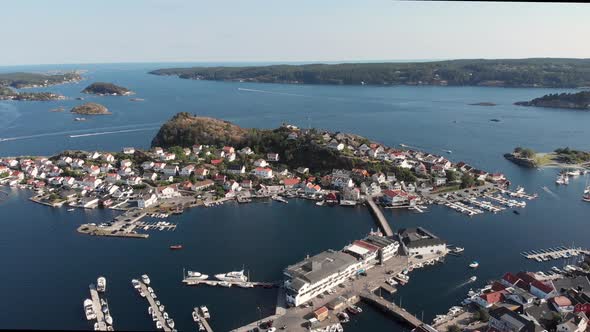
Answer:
[[193, 307, 214, 332], [521, 246, 590, 262], [86, 281, 114, 331]]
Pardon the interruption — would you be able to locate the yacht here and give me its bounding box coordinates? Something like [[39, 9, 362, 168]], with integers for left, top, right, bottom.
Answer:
[[200, 306, 211, 319], [105, 314, 113, 325], [187, 271, 209, 280], [469, 261, 479, 268], [583, 186, 590, 202], [236, 282, 254, 288], [156, 321, 163, 329], [215, 270, 248, 282], [567, 169, 581, 176], [192, 308, 199, 322], [142, 274, 151, 285], [97, 276, 106, 293], [469, 276, 477, 282]]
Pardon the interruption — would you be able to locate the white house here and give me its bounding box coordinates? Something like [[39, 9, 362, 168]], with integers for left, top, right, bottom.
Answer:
[[254, 167, 273, 179], [123, 147, 135, 155], [162, 165, 179, 176], [267, 153, 280, 162], [138, 193, 158, 208], [180, 165, 196, 177], [254, 159, 268, 167], [161, 153, 176, 161], [141, 161, 155, 170]]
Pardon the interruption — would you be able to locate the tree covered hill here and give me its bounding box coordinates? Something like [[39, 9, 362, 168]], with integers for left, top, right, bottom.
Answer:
[[150, 58, 590, 88]]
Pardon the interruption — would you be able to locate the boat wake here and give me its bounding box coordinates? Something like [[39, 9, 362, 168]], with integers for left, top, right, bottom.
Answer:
[[0, 123, 162, 142], [69, 127, 158, 138], [541, 186, 559, 199], [237, 87, 308, 97]]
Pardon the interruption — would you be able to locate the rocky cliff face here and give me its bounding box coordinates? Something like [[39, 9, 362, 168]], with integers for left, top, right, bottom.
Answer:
[[151, 112, 249, 148]]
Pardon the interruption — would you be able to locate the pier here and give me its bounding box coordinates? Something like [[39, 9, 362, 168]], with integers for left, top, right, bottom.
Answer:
[[77, 209, 150, 238], [499, 188, 538, 200], [483, 194, 526, 208], [359, 291, 423, 328], [194, 310, 214, 332], [465, 197, 504, 213], [521, 247, 590, 262], [366, 198, 394, 236], [135, 221, 177, 231], [138, 281, 171, 332], [89, 286, 108, 331], [182, 278, 277, 288]]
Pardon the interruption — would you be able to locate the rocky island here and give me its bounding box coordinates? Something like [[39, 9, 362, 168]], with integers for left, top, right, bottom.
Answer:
[[70, 102, 111, 115], [82, 82, 133, 96], [150, 58, 590, 88], [515, 91, 590, 110], [505, 146, 590, 168]]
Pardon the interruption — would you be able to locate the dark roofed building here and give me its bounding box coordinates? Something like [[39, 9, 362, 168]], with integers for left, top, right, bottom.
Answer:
[[489, 307, 536, 332], [398, 227, 446, 256]]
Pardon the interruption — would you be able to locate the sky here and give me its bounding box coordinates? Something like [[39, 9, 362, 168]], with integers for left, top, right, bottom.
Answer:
[[2, 0, 589, 65]]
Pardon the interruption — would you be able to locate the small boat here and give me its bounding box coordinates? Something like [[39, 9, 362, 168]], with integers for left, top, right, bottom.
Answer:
[[556, 174, 569, 185], [469, 276, 477, 282], [83, 299, 96, 320], [315, 200, 325, 206], [198, 322, 206, 331], [156, 321, 163, 329], [583, 185, 590, 202], [105, 314, 113, 325], [97, 276, 106, 293], [513, 210, 520, 215], [200, 306, 210, 319], [337, 312, 350, 323], [166, 318, 175, 329], [444, 149, 452, 154], [142, 274, 151, 285], [469, 261, 479, 268], [67, 208, 75, 212], [139, 290, 146, 297], [192, 309, 199, 322], [218, 281, 232, 287], [187, 271, 209, 280], [169, 245, 183, 250], [236, 282, 254, 288]]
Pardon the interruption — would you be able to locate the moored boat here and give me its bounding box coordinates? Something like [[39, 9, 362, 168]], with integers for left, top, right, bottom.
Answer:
[[469, 261, 479, 268], [97, 276, 106, 293], [142, 274, 151, 285], [200, 306, 210, 319], [215, 270, 247, 282], [169, 244, 183, 250]]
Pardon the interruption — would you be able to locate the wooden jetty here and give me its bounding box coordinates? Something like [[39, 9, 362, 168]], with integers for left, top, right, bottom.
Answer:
[[521, 247, 590, 262], [366, 198, 394, 236], [360, 291, 423, 328], [89, 286, 108, 331], [195, 309, 214, 332], [138, 281, 171, 332]]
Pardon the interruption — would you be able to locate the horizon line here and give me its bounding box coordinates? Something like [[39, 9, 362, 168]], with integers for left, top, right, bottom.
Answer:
[[1, 57, 590, 69]]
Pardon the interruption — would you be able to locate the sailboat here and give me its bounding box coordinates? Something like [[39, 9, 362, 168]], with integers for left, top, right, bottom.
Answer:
[[556, 173, 569, 185]]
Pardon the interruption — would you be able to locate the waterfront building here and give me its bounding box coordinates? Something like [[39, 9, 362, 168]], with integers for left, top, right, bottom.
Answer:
[[284, 249, 363, 306], [488, 307, 536, 332], [122, 147, 135, 154], [398, 227, 446, 256], [254, 159, 268, 167], [138, 193, 157, 208]]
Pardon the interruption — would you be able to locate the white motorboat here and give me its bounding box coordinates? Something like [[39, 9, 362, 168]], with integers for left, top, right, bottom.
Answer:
[[105, 314, 113, 325], [187, 271, 209, 280], [469, 261, 479, 268], [200, 306, 210, 319], [131, 279, 140, 289], [556, 174, 569, 185], [156, 321, 163, 329], [166, 319, 175, 329], [215, 270, 247, 282], [198, 322, 206, 331], [83, 299, 96, 320], [142, 274, 151, 285], [192, 309, 199, 322], [139, 290, 146, 297], [469, 276, 477, 282], [236, 282, 254, 288], [218, 281, 232, 287], [97, 276, 106, 293]]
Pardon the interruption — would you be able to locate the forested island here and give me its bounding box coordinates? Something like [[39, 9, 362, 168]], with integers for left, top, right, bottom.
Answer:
[[0, 71, 81, 88], [70, 102, 111, 115], [515, 91, 590, 110], [0, 86, 65, 101], [505, 146, 590, 168], [82, 82, 133, 96], [150, 58, 590, 88]]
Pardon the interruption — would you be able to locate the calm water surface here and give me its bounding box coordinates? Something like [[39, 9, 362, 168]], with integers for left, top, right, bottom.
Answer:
[[0, 63, 589, 331]]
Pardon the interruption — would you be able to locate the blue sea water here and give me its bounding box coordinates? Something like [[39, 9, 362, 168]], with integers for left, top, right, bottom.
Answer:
[[0, 63, 589, 331]]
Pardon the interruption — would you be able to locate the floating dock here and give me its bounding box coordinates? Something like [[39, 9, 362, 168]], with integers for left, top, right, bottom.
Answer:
[[89, 286, 108, 331], [521, 247, 590, 262], [182, 278, 277, 288], [137, 281, 172, 332]]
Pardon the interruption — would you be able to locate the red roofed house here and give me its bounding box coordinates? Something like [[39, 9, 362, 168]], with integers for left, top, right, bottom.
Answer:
[[530, 279, 556, 299], [474, 291, 505, 308], [211, 159, 223, 166], [283, 178, 301, 188]]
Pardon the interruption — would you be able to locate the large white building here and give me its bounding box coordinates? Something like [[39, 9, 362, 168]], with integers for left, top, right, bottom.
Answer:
[[398, 227, 447, 257], [284, 234, 400, 306]]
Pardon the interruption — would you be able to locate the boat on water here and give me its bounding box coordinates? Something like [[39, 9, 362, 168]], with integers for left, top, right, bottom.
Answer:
[[83, 299, 96, 320], [67, 208, 75, 212], [337, 312, 350, 323], [315, 200, 325, 206], [169, 244, 183, 250], [469, 276, 477, 282], [187, 271, 209, 280], [218, 281, 232, 287], [200, 306, 211, 319], [198, 322, 206, 331], [469, 261, 479, 268], [142, 274, 151, 285], [556, 174, 569, 185], [156, 321, 163, 329], [271, 195, 288, 203], [215, 270, 248, 282], [97, 276, 106, 293], [347, 305, 363, 315], [567, 169, 581, 176], [444, 149, 452, 154], [236, 282, 254, 288], [192, 308, 200, 322], [513, 210, 520, 215], [105, 314, 113, 325], [131, 279, 140, 289]]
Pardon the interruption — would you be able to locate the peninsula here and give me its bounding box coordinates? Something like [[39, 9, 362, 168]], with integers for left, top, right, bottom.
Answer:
[[82, 82, 133, 96], [0, 71, 82, 89], [505, 146, 590, 168], [515, 91, 590, 110], [0, 86, 65, 101], [149, 58, 590, 88], [71, 102, 111, 115]]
